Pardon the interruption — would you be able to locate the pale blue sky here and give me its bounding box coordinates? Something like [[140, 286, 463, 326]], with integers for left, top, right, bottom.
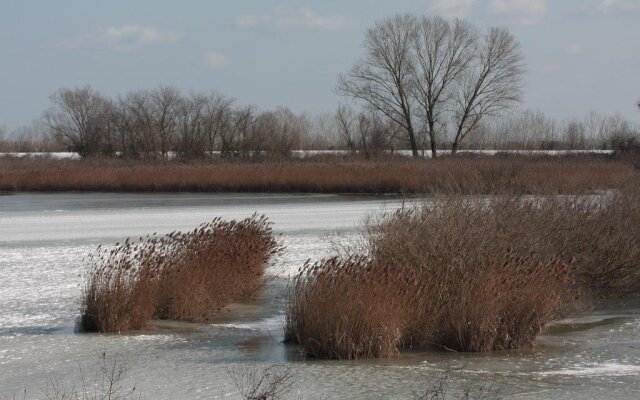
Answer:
[[1, 0, 639, 131]]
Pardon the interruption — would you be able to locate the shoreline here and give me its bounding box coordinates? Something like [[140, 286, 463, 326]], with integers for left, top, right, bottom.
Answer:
[[1, 155, 636, 195]]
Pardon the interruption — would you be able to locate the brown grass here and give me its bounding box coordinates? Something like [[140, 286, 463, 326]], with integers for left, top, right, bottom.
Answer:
[[285, 257, 410, 359], [370, 202, 572, 353], [81, 215, 280, 333], [286, 186, 640, 359], [525, 185, 640, 298], [285, 197, 574, 359], [0, 155, 635, 194]]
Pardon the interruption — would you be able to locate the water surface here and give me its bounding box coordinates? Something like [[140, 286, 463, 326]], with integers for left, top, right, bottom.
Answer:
[[1, 193, 639, 399]]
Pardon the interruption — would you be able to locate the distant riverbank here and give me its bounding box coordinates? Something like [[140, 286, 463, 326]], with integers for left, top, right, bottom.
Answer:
[[0, 154, 636, 194]]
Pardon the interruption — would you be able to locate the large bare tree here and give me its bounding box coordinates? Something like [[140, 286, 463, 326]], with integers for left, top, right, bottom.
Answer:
[[450, 27, 525, 154], [149, 86, 181, 158], [412, 16, 477, 158], [339, 14, 524, 157], [337, 15, 420, 156], [201, 92, 234, 155], [45, 86, 113, 157]]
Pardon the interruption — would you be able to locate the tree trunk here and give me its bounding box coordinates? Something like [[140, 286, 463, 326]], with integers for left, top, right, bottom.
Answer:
[[407, 125, 419, 157], [451, 138, 460, 155], [430, 134, 437, 158]]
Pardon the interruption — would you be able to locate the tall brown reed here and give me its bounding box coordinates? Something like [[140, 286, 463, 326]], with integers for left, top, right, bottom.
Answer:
[[519, 185, 640, 298], [286, 198, 574, 359], [81, 215, 280, 333], [285, 257, 410, 359]]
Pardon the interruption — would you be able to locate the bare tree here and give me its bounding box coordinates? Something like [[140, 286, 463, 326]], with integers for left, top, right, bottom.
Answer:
[[112, 96, 140, 157], [176, 93, 208, 158], [335, 105, 398, 157], [45, 86, 113, 157], [149, 86, 180, 158], [335, 104, 358, 152], [246, 108, 306, 157], [220, 106, 255, 156], [11, 120, 59, 152], [337, 15, 421, 156], [564, 119, 586, 150], [120, 89, 157, 157], [306, 112, 340, 150], [0, 125, 6, 151], [412, 16, 477, 158], [202, 92, 234, 155], [450, 27, 525, 154]]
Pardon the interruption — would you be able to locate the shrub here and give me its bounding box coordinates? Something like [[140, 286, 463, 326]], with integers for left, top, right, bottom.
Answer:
[[229, 364, 294, 400], [81, 215, 280, 333]]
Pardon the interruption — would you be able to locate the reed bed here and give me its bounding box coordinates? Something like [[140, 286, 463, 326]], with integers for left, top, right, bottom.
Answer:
[[286, 188, 640, 359], [81, 215, 280, 333], [0, 155, 635, 194], [525, 185, 640, 298], [286, 198, 573, 359]]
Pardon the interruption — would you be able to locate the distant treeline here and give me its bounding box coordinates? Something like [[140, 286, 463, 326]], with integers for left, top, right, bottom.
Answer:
[[0, 85, 637, 158], [0, 13, 639, 158]]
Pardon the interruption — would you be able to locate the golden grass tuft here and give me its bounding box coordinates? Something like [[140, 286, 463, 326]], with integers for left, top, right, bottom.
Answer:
[[286, 200, 574, 359], [81, 215, 280, 333], [286, 185, 640, 359]]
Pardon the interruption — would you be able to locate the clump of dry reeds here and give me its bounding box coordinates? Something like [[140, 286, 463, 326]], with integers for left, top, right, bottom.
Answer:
[[286, 198, 573, 359], [285, 257, 410, 359], [81, 215, 280, 333], [533, 185, 640, 298]]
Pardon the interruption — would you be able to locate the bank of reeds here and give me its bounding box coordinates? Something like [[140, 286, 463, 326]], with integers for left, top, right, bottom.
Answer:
[[525, 185, 640, 298], [0, 155, 635, 194], [286, 188, 640, 359], [81, 215, 280, 333]]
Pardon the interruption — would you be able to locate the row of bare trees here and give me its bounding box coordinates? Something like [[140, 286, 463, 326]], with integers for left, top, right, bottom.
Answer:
[[42, 86, 312, 158], [2, 98, 638, 156], [463, 110, 640, 151], [0, 121, 59, 152]]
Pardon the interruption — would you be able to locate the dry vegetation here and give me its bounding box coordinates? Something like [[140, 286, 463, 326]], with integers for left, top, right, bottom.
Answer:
[[413, 370, 496, 400], [286, 185, 640, 359], [229, 364, 294, 400], [0, 155, 636, 194], [81, 215, 280, 333], [1, 353, 140, 400]]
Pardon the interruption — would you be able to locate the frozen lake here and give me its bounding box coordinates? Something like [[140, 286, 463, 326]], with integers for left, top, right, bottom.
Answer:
[[1, 193, 639, 399]]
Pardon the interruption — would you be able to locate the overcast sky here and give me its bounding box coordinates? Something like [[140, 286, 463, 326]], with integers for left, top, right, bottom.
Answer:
[[1, 0, 639, 131]]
